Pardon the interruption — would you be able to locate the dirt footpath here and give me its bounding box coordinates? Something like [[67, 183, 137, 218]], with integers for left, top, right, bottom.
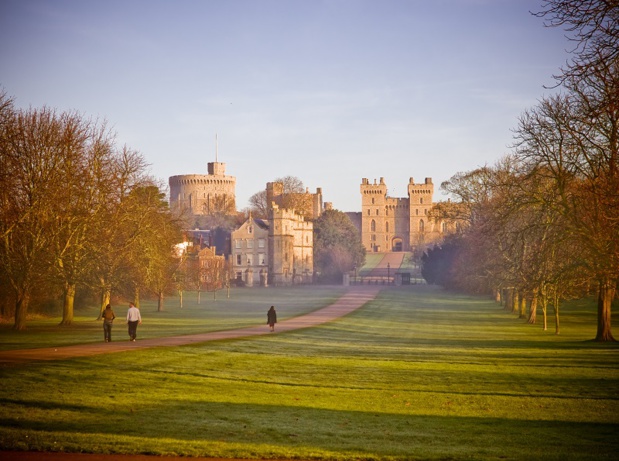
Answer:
[[0, 287, 379, 366], [1, 287, 381, 461]]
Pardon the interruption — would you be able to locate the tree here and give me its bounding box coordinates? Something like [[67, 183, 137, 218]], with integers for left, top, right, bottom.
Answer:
[[0, 104, 78, 330], [51, 119, 117, 324], [87, 147, 153, 318], [530, 0, 619, 341], [247, 190, 268, 219], [314, 209, 366, 283], [127, 185, 183, 312], [249, 175, 312, 218], [535, 0, 619, 83]]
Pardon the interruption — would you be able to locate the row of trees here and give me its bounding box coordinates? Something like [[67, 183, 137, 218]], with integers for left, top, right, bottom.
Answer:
[[424, 0, 618, 341], [0, 92, 183, 330]]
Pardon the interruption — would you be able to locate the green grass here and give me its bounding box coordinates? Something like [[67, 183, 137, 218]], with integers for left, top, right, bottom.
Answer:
[[358, 253, 384, 275], [1, 285, 618, 460], [0, 286, 347, 351]]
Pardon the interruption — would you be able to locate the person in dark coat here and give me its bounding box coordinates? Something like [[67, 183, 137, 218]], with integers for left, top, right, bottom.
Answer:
[[267, 305, 277, 332], [102, 304, 116, 342]]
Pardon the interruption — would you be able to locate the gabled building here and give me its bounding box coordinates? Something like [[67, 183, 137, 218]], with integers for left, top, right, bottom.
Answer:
[[230, 216, 269, 287], [231, 181, 319, 287]]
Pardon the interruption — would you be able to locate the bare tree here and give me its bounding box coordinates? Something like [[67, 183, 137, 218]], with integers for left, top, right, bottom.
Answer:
[[534, 0, 619, 83]]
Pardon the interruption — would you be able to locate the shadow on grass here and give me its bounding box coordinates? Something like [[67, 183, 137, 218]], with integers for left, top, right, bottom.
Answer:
[[1, 401, 617, 460]]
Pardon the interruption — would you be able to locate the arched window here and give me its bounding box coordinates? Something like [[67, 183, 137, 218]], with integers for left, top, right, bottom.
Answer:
[[371, 220, 376, 232], [420, 197, 424, 204], [419, 219, 425, 232], [386, 222, 389, 233]]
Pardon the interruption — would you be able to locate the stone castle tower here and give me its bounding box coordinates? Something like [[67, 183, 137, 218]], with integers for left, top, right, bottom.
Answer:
[[169, 161, 236, 217], [360, 177, 451, 254], [268, 203, 314, 286]]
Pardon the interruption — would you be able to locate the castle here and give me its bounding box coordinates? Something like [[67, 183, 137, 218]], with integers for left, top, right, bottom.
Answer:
[[230, 182, 321, 286], [359, 177, 454, 255], [170, 158, 453, 286], [169, 161, 236, 217]]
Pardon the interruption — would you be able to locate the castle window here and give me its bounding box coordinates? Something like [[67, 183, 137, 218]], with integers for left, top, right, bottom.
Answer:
[[372, 198, 375, 204], [371, 220, 376, 232], [420, 197, 424, 204], [248, 226, 253, 234], [247, 239, 254, 249], [258, 238, 265, 248], [259, 253, 266, 265], [247, 254, 253, 265], [419, 220, 425, 232], [386, 222, 389, 233], [416, 209, 419, 216], [371, 234, 376, 241], [235, 239, 241, 249], [367, 209, 370, 216], [376, 209, 379, 215], [236, 254, 242, 265]]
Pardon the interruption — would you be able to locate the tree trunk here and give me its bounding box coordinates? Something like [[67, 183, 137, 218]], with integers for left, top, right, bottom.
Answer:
[[13, 290, 30, 331], [59, 282, 76, 325], [134, 286, 141, 309], [197, 289, 201, 305], [504, 288, 513, 311], [528, 289, 538, 324], [553, 294, 560, 335], [495, 288, 502, 304], [157, 291, 164, 312], [519, 296, 527, 319], [595, 279, 616, 342], [512, 290, 519, 314], [98, 285, 111, 319], [179, 289, 183, 308], [541, 296, 548, 332]]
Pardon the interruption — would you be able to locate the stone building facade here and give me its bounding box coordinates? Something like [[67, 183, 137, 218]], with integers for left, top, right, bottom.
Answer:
[[360, 177, 454, 254], [268, 203, 314, 286], [231, 181, 318, 287], [231, 216, 270, 287], [169, 161, 236, 217]]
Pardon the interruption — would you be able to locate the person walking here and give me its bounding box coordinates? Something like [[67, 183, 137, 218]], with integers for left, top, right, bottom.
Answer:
[[267, 305, 277, 332], [126, 302, 142, 341], [102, 304, 116, 342]]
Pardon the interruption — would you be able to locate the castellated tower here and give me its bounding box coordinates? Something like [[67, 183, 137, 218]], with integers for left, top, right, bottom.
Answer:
[[267, 204, 314, 286], [408, 177, 434, 249], [360, 176, 449, 254], [169, 161, 236, 217]]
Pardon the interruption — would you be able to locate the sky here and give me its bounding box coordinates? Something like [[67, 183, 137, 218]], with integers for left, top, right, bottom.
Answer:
[[0, 0, 570, 212]]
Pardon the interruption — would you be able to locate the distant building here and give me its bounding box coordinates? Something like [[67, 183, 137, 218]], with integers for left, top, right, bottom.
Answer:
[[231, 181, 319, 287], [231, 215, 269, 287], [360, 177, 456, 254], [169, 161, 236, 217]]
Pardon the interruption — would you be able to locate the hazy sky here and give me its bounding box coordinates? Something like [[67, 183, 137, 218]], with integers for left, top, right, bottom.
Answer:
[[1, 0, 569, 212]]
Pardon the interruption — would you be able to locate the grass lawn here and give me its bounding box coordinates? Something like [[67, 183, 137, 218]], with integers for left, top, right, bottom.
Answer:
[[1, 285, 618, 460], [0, 286, 347, 351]]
